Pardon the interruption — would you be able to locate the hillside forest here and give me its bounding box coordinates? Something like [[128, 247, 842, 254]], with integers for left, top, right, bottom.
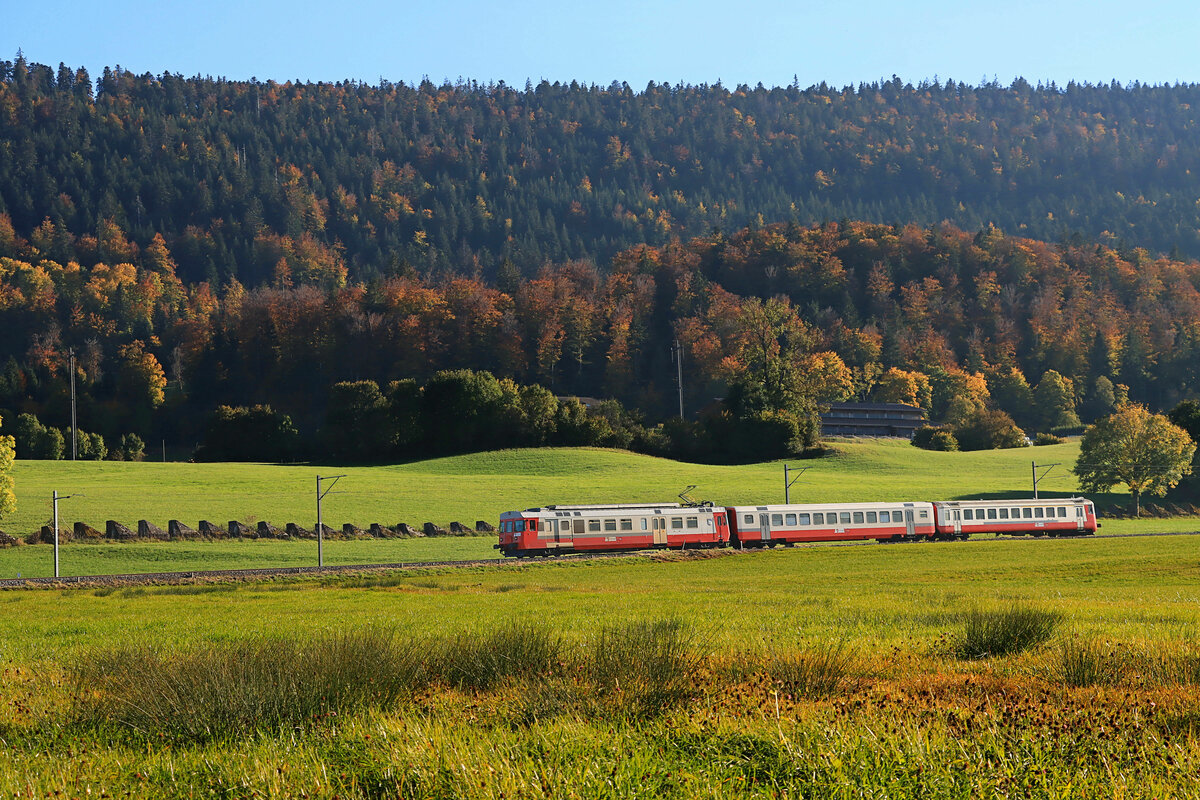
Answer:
[[1, 56, 1199, 462]]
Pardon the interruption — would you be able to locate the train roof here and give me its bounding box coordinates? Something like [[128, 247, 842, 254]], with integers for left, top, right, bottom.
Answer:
[[726, 501, 934, 512], [932, 497, 1091, 506]]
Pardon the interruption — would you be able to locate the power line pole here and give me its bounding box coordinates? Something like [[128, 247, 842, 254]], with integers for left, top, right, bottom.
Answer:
[[69, 349, 77, 461], [671, 339, 684, 418], [1032, 461, 1060, 500], [52, 490, 82, 578], [784, 464, 808, 504], [316, 474, 345, 567]]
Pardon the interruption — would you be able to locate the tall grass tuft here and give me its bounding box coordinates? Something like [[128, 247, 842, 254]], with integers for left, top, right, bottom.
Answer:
[[74, 626, 427, 743], [586, 619, 702, 717], [434, 623, 561, 692], [1052, 637, 1126, 687], [765, 639, 856, 699], [955, 604, 1060, 659]]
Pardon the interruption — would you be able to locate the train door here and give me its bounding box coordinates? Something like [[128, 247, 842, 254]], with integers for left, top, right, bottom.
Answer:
[[759, 514, 771, 543], [952, 509, 962, 535], [1076, 504, 1085, 532], [653, 517, 668, 545], [903, 504, 916, 538], [555, 518, 570, 546]]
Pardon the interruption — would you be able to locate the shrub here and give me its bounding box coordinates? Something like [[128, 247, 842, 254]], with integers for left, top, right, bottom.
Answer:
[[954, 409, 1027, 451], [955, 604, 1060, 659], [911, 426, 958, 451], [1033, 432, 1064, 446]]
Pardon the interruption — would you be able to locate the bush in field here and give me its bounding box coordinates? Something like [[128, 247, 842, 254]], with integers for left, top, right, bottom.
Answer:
[[434, 624, 561, 692], [954, 409, 1027, 451], [911, 426, 959, 451], [586, 619, 702, 716], [955, 604, 1060, 659]]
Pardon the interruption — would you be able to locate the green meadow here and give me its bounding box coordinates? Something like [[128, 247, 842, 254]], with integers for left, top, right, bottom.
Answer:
[[2, 439, 1197, 579], [2, 441, 1200, 797]]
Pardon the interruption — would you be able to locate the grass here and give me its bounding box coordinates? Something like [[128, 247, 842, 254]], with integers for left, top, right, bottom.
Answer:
[[955, 604, 1061, 659], [0, 536, 1197, 795], [3, 439, 1197, 578]]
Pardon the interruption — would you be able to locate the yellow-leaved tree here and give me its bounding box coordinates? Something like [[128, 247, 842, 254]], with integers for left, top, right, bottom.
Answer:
[[1075, 404, 1195, 517], [0, 413, 15, 521]]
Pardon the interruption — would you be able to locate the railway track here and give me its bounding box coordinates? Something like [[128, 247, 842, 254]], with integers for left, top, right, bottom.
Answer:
[[1, 529, 1196, 590]]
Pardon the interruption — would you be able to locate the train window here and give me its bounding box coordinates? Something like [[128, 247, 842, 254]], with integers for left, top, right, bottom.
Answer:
[[813, 513, 825, 524], [771, 514, 783, 526], [515, 520, 526, 532], [744, 514, 754, 525], [604, 519, 617, 532], [1058, 507, 1067, 517], [785, 513, 797, 525], [963, 509, 974, 521], [1022, 508, 1032, 519], [919, 511, 928, 519], [829, 511, 839, 522], [879, 511, 890, 523], [588, 519, 601, 532], [999, 508, 1009, 519], [574, 519, 585, 534], [866, 512, 877, 523], [686, 517, 699, 529], [641, 518, 648, 530], [798, 514, 811, 525], [853, 512, 864, 524], [988, 509, 998, 520], [839, 512, 851, 524], [671, 517, 684, 529], [1034, 508, 1044, 518], [620, 519, 633, 531]]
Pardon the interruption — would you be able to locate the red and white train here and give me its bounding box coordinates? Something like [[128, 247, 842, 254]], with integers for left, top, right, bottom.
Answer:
[[495, 497, 1099, 557]]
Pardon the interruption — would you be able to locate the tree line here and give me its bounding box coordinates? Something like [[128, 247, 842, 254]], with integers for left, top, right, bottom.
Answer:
[[4, 215, 1195, 462], [3, 54, 1200, 292]]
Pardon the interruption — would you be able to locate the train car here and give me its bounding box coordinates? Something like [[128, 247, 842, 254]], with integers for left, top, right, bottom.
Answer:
[[496, 502, 730, 557], [725, 501, 937, 546], [932, 498, 1098, 538]]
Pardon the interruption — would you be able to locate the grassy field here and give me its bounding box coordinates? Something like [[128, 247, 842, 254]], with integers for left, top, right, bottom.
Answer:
[[1, 535, 1199, 797], [1, 439, 1197, 579]]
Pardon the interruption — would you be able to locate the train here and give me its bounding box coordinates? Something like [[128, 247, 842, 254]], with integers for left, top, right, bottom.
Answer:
[[495, 496, 1099, 557]]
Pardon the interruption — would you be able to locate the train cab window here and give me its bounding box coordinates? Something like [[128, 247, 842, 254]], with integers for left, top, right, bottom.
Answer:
[[853, 512, 864, 524], [866, 512, 877, 523], [999, 508, 1009, 519], [771, 514, 783, 526], [671, 517, 684, 529], [515, 520, 525, 532], [785, 513, 797, 525], [839, 512, 851, 524], [879, 511, 890, 523], [813, 513, 825, 524], [588, 520, 601, 532], [1022, 508, 1032, 519], [604, 519, 617, 532], [988, 509, 998, 520], [798, 513, 811, 525], [687, 517, 699, 529], [963, 509, 974, 521], [1058, 507, 1068, 517], [744, 514, 754, 525], [620, 519, 633, 531]]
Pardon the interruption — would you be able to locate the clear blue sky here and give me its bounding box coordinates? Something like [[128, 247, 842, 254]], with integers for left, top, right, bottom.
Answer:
[[3, 0, 1198, 89]]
